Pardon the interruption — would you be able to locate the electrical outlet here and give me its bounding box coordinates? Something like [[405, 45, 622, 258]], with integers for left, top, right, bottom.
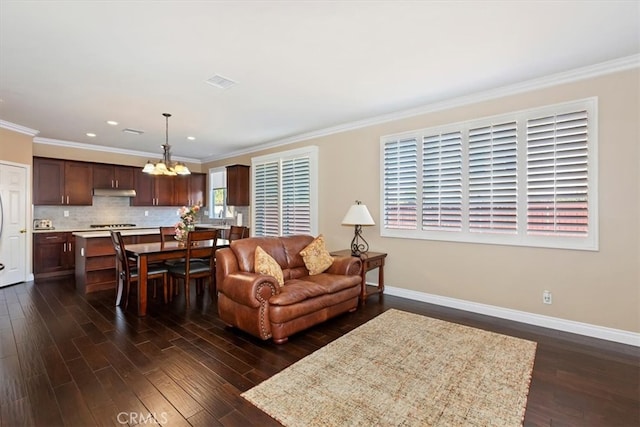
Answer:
[[63, 210, 69, 217], [543, 290, 552, 304], [144, 210, 149, 217]]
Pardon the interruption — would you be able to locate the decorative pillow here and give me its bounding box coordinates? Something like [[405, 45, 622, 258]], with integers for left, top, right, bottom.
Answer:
[[255, 246, 284, 286], [299, 234, 334, 275]]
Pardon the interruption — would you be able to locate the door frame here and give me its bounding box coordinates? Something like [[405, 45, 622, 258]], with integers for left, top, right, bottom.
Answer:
[[0, 160, 32, 284]]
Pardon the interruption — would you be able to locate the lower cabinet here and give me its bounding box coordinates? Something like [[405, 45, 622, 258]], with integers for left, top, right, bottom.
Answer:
[[34, 232, 75, 279], [74, 233, 160, 295]]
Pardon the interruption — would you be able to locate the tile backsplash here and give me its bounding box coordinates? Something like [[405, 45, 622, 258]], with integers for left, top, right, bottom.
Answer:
[[34, 196, 250, 230]]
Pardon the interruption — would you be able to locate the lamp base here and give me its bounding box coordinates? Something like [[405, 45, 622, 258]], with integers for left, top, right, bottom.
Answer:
[[350, 225, 369, 257]]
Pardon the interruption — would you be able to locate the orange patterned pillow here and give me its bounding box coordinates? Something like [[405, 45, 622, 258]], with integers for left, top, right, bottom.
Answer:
[[299, 235, 334, 275], [255, 246, 284, 286]]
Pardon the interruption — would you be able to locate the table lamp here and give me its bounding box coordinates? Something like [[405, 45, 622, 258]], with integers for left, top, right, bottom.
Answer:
[[341, 200, 375, 256]]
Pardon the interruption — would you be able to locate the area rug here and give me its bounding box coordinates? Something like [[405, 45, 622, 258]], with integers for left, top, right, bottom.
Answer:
[[242, 309, 537, 427]]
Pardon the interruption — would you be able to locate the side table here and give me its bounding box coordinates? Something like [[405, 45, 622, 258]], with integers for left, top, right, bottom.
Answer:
[[331, 250, 387, 304]]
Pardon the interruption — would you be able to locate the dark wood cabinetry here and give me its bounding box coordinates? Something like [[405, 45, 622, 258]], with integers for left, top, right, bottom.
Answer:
[[174, 173, 207, 207], [226, 164, 250, 206], [33, 232, 75, 279], [93, 163, 134, 189], [75, 232, 160, 294], [131, 170, 175, 206], [133, 170, 206, 206], [33, 157, 93, 205]]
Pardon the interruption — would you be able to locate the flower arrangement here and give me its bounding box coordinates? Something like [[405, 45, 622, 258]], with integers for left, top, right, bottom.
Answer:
[[175, 204, 201, 242]]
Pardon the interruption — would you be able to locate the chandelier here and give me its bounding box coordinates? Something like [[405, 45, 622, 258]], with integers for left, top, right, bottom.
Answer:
[[142, 113, 191, 176]]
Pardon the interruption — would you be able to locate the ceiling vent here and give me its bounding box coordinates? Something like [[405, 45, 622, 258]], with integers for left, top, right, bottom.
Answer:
[[122, 128, 144, 135], [206, 74, 237, 90]]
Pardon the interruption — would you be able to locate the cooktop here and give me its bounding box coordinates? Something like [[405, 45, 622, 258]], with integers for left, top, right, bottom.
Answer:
[[89, 224, 137, 229]]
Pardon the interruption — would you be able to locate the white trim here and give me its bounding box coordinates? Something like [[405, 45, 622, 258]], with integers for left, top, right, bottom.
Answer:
[[0, 120, 39, 136], [33, 137, 202, 164], [382, 285, 640, 347], [203, 54, 640, 163]]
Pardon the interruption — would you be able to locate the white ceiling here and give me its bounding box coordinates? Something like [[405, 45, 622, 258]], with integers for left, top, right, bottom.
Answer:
[[1, 1, 638, 163]]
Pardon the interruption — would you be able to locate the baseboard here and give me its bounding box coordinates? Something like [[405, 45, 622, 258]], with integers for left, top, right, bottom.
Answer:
[[383, 285, 640, 347]]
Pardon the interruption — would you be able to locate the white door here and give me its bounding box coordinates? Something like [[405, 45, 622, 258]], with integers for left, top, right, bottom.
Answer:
[[0, 163, 27, 287]]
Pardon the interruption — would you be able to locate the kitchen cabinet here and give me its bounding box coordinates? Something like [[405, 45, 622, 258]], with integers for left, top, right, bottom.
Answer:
[[226, 164, 250, 206], [74, 232, 160, 294], [173, 173, 207, 207], [33, 232, 75, 279], [131, 170, 175, 206], [93, 163, 134, 189], [33, 157, 93, 205]]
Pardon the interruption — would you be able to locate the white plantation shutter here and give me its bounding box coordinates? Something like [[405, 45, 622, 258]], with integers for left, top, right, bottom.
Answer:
[[253, 161, 280, 236], [282, 156, 311, 235], [380, 98, 596, 250], [526, 110, 589, 236], [252, 146, 318, 237], [383, 138, 418, 230], [468, 122, 518, 233], [422, 131, 462, 230]]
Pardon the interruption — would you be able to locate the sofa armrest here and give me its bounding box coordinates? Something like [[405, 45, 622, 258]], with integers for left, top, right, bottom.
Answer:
[[218, 272, 280, 308], [326, 255, 362, 276]]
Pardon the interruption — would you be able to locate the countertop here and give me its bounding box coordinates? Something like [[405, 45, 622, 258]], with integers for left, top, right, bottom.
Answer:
[[34, 224, 231, 237]]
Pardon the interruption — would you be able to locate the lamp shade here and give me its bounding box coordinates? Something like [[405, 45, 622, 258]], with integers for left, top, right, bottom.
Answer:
[[341, 203, 375, 226]]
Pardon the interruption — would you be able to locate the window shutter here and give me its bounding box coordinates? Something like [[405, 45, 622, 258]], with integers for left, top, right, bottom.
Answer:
[[468, 122, 518, 233], [526, 110, 589, 236], [422, 131, 462, 230], [281, 156, 311, 235], [383, 138, 418, 229], [253, 161, 280, 236]]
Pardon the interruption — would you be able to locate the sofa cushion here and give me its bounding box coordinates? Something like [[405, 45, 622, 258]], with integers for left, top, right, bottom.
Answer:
[[255, 246, 284, 286], [299, 234, 334, 275], [269, 273, 362, 306]]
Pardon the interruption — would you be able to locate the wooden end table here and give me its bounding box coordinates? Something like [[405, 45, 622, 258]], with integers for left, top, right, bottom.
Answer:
[[331, 250, 387, 304]]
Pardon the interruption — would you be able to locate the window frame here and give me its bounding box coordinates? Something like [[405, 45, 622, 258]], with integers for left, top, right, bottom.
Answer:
[[208, 167, 233, 220], [380, 98, 598, 251], [251, 146, 319, 237]]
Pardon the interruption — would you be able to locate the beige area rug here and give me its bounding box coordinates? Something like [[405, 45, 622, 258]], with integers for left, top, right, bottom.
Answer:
[[242, 309, 537, 427]]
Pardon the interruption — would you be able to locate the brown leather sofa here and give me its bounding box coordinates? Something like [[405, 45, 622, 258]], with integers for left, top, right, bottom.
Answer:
[[216, 235, 362, 344]]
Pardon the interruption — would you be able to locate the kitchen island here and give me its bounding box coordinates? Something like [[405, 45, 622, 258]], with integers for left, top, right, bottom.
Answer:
[[73, 228, 162, 295]]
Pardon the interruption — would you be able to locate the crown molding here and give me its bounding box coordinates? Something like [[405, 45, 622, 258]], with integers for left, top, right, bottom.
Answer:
[[204, 54, 640, 163], [33, 137, 202, 164], [0, 120, 39, 136]]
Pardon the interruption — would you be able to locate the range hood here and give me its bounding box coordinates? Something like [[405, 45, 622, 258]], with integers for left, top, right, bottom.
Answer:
[[93, 188, 137, 197]]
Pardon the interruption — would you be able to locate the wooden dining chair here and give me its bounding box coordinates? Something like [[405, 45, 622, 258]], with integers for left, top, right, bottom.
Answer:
[[159, 226, 177, 245], [168, 229, 218, 307], [227, 225, 249, 242], [110, 230, 169, 309]]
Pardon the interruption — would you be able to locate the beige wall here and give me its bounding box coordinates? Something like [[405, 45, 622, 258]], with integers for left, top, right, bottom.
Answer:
[[0, 127, 33, 165], [207, 69, 640, 333]]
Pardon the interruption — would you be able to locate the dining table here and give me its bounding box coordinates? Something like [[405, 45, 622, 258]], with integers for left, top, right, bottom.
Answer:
[[123, 238, 228, 316]]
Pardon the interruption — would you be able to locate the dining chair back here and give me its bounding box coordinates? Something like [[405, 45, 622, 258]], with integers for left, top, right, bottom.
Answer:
[[159, 226, 177, 245], [110, 230, 169, 309], [168, 229, 218, 307], [227, 225, 249, 242]]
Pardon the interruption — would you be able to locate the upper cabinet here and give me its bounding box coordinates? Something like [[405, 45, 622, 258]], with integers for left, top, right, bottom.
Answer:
[[93, 163, 134, 189], [226, 164, 250, 206], [33, 157, 93, 205], [131, 170, 180, 206], [173, 173, 207, 207]]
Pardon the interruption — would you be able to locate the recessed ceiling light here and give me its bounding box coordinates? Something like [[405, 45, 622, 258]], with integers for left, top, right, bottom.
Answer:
[[205, 74, 237, 89], [106, 120, 118, 126], [187, 136, 196, 141], [122, 128, 144, 135], [86, 132, 96, 137]]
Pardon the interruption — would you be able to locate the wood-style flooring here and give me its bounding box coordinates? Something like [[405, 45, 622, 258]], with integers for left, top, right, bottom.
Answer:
[[0, 278, 637, 426]]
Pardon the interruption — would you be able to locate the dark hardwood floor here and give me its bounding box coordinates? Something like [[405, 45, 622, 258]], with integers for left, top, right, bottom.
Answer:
[[0, 278, 637, 426]]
